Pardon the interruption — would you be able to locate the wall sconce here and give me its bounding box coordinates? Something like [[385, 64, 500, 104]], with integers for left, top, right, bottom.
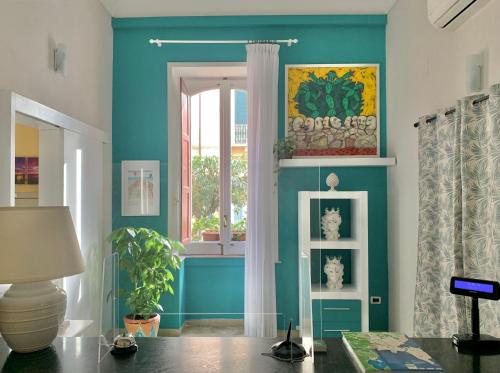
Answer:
[[466, 50, 488, 94], [54, 43, 67, 77]]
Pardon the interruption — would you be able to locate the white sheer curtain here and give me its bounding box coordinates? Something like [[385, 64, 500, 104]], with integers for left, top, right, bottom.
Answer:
[[244, 43, 279, 337]]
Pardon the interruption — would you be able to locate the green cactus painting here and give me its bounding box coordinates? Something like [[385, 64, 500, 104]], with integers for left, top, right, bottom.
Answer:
[[293, 70, 364, 121], [286, 65, 379, 157]]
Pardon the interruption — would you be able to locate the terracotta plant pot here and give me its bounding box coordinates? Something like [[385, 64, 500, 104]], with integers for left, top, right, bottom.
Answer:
[[124, 313, 160, 337], [202, 231, 220, 241], [231, 231, 246, 241]]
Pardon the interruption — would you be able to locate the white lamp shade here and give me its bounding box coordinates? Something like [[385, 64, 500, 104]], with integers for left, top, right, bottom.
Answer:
[[0, 207, 84, 283]]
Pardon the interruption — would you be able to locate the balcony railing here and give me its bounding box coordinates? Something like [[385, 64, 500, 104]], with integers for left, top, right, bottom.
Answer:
[[234, 123, 247, 145]]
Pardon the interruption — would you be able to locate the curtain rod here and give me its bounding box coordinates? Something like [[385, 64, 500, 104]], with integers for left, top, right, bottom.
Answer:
[[413, 95, 490, 128], [149, 38, 299, 47]]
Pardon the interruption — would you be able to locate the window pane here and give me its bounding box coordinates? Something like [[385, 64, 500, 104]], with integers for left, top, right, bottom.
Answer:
[[231, 89, 248, 241], [191, 89, 221, 242]]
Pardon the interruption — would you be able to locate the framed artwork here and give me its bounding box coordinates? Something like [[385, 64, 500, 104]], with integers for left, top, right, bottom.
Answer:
[[15, 157, 39, 185], [121, 161, 160, 216], [15, 157, 27, 185], [285, 64, 380, 157]]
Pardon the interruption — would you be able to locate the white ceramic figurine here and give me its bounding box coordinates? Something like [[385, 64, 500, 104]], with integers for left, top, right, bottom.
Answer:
[[324, 256, 344, 290], [321, 207, 342, 240]]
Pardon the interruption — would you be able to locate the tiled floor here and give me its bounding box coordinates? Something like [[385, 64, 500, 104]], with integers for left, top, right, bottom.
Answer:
[[180, 319, 244, 337]]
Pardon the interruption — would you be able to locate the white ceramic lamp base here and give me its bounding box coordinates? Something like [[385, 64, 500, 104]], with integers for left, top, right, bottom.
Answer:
[[0, 281, 66, 353]]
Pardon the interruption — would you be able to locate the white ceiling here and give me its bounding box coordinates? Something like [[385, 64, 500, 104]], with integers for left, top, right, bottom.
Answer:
[[101, 0, 397, 18]]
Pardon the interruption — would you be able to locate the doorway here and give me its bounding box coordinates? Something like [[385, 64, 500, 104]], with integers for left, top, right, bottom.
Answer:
[[14, 124, 39, 207]]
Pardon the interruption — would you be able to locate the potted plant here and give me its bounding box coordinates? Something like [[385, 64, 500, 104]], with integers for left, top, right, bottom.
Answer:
[[274, 136, 295, 160], [231, 219, 246, 241], [198, 215, 220, 241], [108, 227, 184, 337], [202, 230, 220, 241]]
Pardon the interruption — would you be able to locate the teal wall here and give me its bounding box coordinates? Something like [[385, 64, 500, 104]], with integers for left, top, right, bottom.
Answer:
[[112, 15, 388, 331], [182, 258, 244, 320]]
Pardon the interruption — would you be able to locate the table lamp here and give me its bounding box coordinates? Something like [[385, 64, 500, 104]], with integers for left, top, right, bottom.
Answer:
[[0, 207, 85, 353]]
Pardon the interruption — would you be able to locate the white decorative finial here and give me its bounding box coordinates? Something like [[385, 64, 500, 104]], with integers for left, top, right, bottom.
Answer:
[[326, 172, 339, 191]]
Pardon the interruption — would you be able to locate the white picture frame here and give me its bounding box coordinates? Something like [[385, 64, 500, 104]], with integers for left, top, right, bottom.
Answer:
[[121, 160, 160, 216]]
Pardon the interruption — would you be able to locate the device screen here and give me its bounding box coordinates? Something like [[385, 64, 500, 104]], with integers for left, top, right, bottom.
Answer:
[[454, 280, 494, 294], [450, 276, 500, 300]]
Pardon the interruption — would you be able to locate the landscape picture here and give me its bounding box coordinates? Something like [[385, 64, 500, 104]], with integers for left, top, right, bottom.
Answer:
[[15, 157, 39, 185]]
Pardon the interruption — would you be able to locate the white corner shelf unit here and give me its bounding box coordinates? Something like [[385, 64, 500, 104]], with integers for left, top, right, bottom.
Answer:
[[298, 191, 369, 352], [309, 238, 361, 250], [310, 283, 363, 300]]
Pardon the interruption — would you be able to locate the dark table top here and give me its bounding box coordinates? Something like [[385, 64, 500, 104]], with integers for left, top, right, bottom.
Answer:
[[0, 337, 499, 373]]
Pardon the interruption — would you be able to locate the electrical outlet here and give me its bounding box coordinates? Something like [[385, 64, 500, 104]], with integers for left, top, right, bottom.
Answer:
[[370, 296, 382, 304]]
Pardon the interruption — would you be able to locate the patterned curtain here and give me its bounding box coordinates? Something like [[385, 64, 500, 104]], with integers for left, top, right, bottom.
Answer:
[[414, 84, 500, 337]]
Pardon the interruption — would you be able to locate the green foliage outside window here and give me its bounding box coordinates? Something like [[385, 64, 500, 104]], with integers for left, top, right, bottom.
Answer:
[[191, 155, 220, 220], [191, 154, 248, 240], [230, 153, 248, 217]]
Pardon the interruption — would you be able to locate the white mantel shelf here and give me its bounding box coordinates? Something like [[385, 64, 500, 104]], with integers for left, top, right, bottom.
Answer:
[[279, 157, 396, 168]]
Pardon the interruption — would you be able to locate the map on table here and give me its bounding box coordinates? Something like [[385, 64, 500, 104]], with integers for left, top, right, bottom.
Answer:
[[342, 332, 443, 372]]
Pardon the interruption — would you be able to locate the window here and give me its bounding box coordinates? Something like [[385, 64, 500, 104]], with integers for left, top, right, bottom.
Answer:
[[181, 78, 247, 256]]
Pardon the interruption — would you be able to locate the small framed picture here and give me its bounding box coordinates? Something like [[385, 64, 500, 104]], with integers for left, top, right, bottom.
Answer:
[[15, 157, 39, 185], [15, 157, 27, 185], [121, 161, 160, 216]]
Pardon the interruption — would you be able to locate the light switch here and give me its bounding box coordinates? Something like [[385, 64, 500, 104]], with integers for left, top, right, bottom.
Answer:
[[370, 296, 382, 304]]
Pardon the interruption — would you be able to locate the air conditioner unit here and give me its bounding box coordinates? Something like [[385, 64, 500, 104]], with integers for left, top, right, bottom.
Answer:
[[428, 0, 490, 30]]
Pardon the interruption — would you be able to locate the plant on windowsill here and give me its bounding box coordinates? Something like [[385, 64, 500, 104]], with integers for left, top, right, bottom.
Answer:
[[108, 227, 184, 337], [201, 230, 220, 241], [231, 219, 247, 242], [198, 215, 220, 241], [197, 217, 247, 242]]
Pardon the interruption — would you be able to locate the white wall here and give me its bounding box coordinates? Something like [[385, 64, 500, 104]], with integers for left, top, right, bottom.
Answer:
[[387, 0, 500, 335], [0, 0, 112, 132], [0, 0, 113, 331]]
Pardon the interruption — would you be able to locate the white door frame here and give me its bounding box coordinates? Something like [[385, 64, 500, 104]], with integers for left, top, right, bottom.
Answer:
[[0, 90, 109, 207]]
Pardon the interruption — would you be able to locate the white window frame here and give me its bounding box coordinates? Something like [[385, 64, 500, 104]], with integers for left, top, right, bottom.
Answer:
[[167, 63, 247, 257]]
